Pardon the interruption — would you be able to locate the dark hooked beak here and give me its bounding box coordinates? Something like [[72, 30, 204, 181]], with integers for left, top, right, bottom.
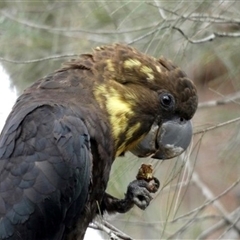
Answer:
[[130, 118, 193, 160]]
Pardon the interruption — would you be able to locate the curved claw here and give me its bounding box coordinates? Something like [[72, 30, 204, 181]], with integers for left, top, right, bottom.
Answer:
[[127, 179, 155, 210]]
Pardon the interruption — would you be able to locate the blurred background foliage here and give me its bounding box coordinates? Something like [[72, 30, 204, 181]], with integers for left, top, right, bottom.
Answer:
[[1, 0, 240, 239]]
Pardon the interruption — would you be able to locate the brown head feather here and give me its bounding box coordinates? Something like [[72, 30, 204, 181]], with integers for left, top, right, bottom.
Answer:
[[62, 43, 198, 155]]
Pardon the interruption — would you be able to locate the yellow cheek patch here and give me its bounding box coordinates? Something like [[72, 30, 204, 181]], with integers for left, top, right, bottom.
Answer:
[[106, 96, 133, 140], [94, 83, 144, 157], [126, 122, 141, 141], [94, 84, 134, 140], [124, 58, 141, 68], [140, 65, 154, 81], [116, 122, 143, 157]]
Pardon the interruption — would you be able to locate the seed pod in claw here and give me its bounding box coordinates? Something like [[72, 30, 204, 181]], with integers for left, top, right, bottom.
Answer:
[[136, 164, 160, 193]]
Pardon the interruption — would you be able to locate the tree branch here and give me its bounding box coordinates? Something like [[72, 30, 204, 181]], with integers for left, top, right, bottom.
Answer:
[[197, 207, 240, 239], [89, 218, 133, 240], [171, 175, 240, 224], [149, 4, 240, 24], [1, 10, 159, 35], [0, 54, 78, 64], [194, 116, 240, 135], [198, 91, 240, 108]]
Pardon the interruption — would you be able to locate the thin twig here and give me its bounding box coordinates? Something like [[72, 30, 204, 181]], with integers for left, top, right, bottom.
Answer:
[[218, 212, 240, 239], [198, 91, 240, 108], [149, 4, 240, 24], [189, 14, 240, 24], [161, 180, 193, 193], [1, 10, 158, 35], [190, 170, 240, 235], [127, 24, 168, 45], [92, 221, 120, 240], [167, 208, 200, 239], [102, 220, 133, 240], [89, 218, 133, 240], [167, 161, 240, 238], [166, 147, 201, 239], [171, 26, 213, 43], [0, 54, 78, 64], [197, 207, 240, 239], [147, 4, 240, 43], [170, 176, 240, 224], [172, 26, 240, 44], [194, 116, 240, 135], [110, 214, 222, 226]]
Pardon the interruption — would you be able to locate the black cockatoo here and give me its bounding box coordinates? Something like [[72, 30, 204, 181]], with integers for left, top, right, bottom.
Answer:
[[0, 44, 198, 239]]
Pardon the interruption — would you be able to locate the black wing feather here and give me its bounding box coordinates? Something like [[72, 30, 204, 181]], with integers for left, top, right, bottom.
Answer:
[[0, 104, 91, 240]]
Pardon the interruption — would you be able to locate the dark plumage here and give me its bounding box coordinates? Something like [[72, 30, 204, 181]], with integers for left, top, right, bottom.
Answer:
[[0, 44, 198, 239]]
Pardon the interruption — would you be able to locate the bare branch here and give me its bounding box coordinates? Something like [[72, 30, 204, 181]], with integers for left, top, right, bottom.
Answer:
[[89, 218, 133, 240], [194, 116, 240, 135], [1, 10, 159, 35], [0, 54, 78, 64], [215, 31, 240, 38], [218, 212, 240, 239], [197, 207, 240, 240], [188, 166, 240, 235], [127, 24, 167, 45], [149, 4, 240, 24], [109, 214, 222, 226], [171, 26, 240, 44], [102, 220, 133, 240], [171, 176, 240, 223], [198, 91, 240, 108], [147, 3, 240, 44], [166, 156, 240, 238], [91, 221, 120, 240]]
